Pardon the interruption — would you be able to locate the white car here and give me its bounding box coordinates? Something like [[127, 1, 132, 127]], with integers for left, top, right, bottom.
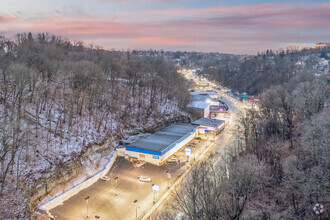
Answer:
[[100, 176, 110, 181], [138, 176, 151, 182], [167, 157, 178, 163]]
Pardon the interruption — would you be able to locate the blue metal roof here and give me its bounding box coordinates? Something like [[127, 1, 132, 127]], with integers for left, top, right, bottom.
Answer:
[[125, 123, 197, 155]]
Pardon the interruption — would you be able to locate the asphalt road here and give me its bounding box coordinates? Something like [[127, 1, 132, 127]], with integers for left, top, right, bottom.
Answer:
[[219, 93, 240, 113]]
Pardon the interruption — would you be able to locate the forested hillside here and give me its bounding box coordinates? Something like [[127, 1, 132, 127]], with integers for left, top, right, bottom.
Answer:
[[155, 50, 329, 220], [204, 46, 330, 95], [0, 33, 190, 218]]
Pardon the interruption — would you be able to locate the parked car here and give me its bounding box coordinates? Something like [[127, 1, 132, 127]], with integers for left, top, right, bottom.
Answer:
[[167, 157, 178, 163], [100, 176, 110, 181], [138, 176, 151, 182]]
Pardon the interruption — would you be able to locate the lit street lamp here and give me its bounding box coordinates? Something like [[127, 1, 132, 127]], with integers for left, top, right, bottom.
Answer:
[[85, 196, 90, 218], [114, 177, 118, 196], [134, 200, 138, 220], [166, 171, 171, 188], [152, 184, 160, 203]]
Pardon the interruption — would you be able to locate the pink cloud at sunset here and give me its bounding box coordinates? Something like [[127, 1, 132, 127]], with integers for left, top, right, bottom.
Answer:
[[0, 2, 329, 54], [0, 13, 18, 23]]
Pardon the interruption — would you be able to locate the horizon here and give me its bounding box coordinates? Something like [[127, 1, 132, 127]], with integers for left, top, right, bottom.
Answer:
[[1, 0, 330, 54]]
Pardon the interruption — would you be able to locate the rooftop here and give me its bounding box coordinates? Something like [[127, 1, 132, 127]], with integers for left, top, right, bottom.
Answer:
[[192, 118, 225, 128], [126, 123, 197, 155], [187, 101, 210, 109], [190, 91, 218, 96], [191, 94, 218, 103]]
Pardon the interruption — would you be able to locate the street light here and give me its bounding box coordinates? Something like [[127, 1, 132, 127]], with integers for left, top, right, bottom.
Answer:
[[152, 184, 160, 203], [166, 171, 171, 188], [134, 200, 138, 220], [193, 145, 196, 161], [85, 196, 90, 218], [114, 177, 118, 196]]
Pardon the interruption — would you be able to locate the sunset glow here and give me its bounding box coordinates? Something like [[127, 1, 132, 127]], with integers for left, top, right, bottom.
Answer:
[[1, 0, 329, 54]]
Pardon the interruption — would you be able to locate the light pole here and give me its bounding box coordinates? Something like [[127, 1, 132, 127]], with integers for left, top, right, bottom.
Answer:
[[134, 200, 138, 220], [193, 145, 196, 161], [166, 171, 171, 188], [85, 196, 90, 218], [153, 187, 156, 203], [114, 177, 118, 196], [152, 184, 160, 203]]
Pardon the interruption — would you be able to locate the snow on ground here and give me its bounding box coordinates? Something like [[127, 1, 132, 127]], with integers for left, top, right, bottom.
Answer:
[[0, 91, 186, 218]]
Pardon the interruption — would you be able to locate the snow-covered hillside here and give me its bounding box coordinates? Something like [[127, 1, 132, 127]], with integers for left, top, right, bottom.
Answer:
[[0, 34, 191, 218]]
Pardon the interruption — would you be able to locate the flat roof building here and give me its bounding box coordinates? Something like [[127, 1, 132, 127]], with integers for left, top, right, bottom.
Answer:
[[187, 101, 210, 109], [126, 123, 197, 156], [191, 94, 219, 106], [118, 123, 198, 166], [192, 118, 226, 135], [191, 91, 218, 99]]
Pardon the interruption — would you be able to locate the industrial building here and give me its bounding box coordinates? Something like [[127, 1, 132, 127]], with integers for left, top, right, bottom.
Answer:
[[192, 118, 226, 135], [117, 123, 198, 166], [187, 91, 221, 119], [187, 101, 210, 118]]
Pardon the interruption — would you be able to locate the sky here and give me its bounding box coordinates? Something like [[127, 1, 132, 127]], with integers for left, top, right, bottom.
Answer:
[[0, 0, 329, 54]]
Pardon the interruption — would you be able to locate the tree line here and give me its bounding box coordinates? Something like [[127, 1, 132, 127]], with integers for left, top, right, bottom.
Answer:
[[203, 46, 330, 95]]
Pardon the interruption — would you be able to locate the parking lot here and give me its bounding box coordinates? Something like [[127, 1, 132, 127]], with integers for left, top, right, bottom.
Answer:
[[50, 136, 211, 220]]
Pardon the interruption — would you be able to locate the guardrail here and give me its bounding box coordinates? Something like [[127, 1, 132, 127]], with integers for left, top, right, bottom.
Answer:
[[38, 150, 117, 219]]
